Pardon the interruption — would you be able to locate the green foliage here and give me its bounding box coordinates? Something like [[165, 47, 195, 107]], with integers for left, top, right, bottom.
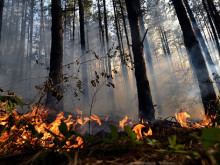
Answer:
[[109, 125, 119, 140], [0, 93, 24, 113], [168, 135, 184, 151], [201, 128, 220, 149], [124, 125, 137, 141], [145, 138, 160, 147]]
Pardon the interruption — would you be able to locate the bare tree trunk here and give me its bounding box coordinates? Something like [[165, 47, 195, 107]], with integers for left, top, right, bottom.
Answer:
[[46, 0, 63, 113], [0, 0, 4, 45], [184, 0, 220, 92], [125, 0, 155, 121], [18, 0, 27, 79], [40, 0, 48, 63], [172, 0, 217, 115], [72, 0, 76, 58], [112, 0, 123, 62], [202, 0, 220, 56], [118, 0, 133, 64]]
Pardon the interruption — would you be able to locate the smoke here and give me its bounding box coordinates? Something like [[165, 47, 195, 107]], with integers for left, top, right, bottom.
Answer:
[[1, 0, 219, 122]]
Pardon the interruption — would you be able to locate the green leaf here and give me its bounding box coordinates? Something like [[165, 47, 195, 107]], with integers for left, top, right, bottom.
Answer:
[[168, 135, 176, 147], [13, 96, 24, 108], [59, 121, 68, 137], [124, 126, 137, 141], [201, 128, 220, 149], [109, 125, 119, 140], [145, 138, 160, 147]]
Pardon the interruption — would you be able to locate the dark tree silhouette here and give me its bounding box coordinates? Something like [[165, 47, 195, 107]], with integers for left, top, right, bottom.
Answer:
[[172, 0, 217, 115], [46, 0, 63, 111], [0, 0, 4, 45], [125, 0, 155, 121]]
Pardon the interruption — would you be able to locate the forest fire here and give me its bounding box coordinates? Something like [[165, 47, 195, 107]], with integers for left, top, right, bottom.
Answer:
[[0, 106, 106, 155], [175, 111, 216, 128], [0, 106, 154, 155]]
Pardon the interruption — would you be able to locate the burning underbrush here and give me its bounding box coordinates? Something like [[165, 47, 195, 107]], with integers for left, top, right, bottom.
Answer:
[[0, 102, 220, 164]]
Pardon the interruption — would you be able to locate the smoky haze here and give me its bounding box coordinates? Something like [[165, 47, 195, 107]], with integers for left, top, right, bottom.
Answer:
[[0, 0, 219, 122]]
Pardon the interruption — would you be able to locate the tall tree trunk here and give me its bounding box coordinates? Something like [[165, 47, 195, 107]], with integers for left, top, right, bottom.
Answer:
[[72, 0, 76, 58], [28, 0, 34, 93], [184, 0, 220, 92], [46, 0, 63, 113], [172, 0, 217, 115], [0, 0, 4, 45], [40, 0, 48, 63], [18, 0, 27, 79], [136, 0, 162, 115], [78, 0, 89, 100], [118, 0, 133, 64], [125, 0, 155, 121], [205, 0, 220, 38], [112, 0, 123, 62], [202, 0, 220, 56]]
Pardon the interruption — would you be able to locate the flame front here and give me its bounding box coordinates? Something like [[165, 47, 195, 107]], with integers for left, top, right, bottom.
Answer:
[[175, 111, 215, 128]]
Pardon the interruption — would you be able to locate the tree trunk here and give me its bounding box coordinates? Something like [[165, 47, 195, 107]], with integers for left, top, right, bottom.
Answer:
[[112, 0, 123, 62], [0, 0, 4, 45], [206, 0, 220, 38], [172, 0, 217, 115], [46, 0, 63, 112], [184, 0, 220, 92], [40, 0, 48, 63], [118, 0, 133, 64], [18, 0, 27, 79], [125, 0, 155, 121], [136, 0, 162, 115], [78, 0, 89, 100], [202, 0, 220, 56]]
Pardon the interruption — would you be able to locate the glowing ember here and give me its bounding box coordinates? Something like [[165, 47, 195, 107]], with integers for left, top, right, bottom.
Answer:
[[105, 116, 109, 122]]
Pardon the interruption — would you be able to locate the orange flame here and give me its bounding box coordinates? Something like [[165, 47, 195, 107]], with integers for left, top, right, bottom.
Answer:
[[175, 111, 216, 128], [90, 115, 102, 126], [132, 124, 152, 140], [119, 116, 128, 129], [175, 112, 190, 127]]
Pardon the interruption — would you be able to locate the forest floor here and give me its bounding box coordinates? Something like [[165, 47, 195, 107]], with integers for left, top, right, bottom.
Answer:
[[0, 121, 217, 165]]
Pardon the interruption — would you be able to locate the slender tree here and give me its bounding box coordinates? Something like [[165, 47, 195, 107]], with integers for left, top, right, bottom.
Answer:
[[0, 0, 4, 45], [125, 0, 155, 121], [18, 0, 27, 79], [46, 0, 63, 111], [172, 0, 217, 115], [183, 0, 220, 92]]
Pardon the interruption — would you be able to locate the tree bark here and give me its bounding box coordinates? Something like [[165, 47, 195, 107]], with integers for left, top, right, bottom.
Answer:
[[184, 0, 220, 92], [46, 0, 63, 112], [202, 0, 220, 56], [172, 0, 217, 115], [118, 0, 133, 64], [0, 0, 4, 45], [18, 0, 27, 79], [125, 0, 155, 121]]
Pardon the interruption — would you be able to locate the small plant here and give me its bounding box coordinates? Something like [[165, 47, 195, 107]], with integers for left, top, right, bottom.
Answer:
[[168, 135, 184, 151]]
